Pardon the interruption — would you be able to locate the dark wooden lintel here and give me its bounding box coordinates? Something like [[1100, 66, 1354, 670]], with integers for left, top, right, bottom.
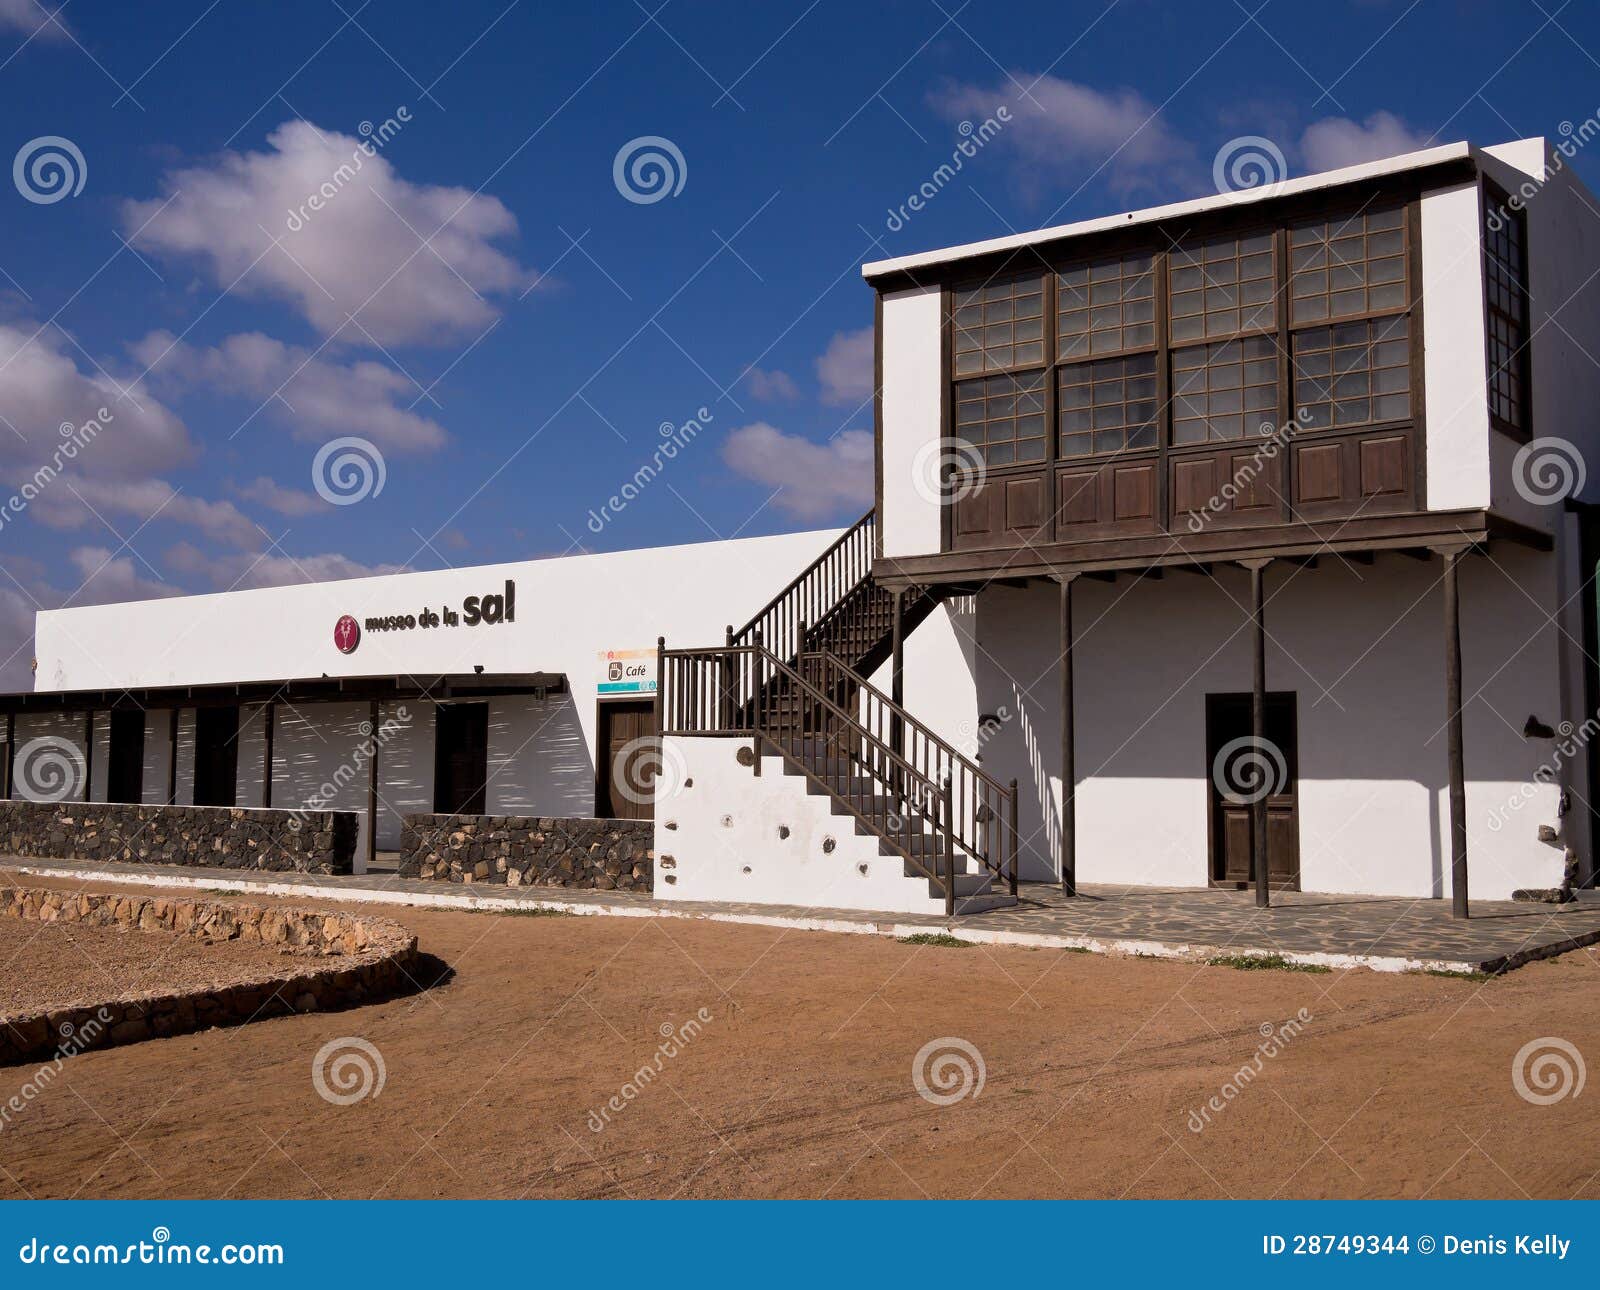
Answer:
[[876, 510, 1496, 588]]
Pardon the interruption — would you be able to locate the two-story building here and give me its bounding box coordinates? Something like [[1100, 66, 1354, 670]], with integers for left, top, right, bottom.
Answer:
[[659, 136, 1599, 917]]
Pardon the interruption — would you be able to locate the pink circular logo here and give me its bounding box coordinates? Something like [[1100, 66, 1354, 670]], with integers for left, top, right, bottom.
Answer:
[[334, 615, 361, 654]]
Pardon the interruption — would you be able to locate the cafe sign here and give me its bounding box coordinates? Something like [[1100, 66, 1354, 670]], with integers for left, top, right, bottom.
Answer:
[[599, 647, 656, 695]]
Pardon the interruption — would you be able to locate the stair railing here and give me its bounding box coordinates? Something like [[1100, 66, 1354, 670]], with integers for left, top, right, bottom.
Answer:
[[661, 639, 988, 913], [796, 650, 1018, 895], [730, 510, 876, 665]]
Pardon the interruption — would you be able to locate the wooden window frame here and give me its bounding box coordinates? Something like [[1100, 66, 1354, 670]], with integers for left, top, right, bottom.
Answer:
[[938, 189, 1428, 527], [1481, 178, 1533, 441], [1056, 252, 1157, 362], [1287, 205, 1410, 329], [1168, 227, 1280, 347]]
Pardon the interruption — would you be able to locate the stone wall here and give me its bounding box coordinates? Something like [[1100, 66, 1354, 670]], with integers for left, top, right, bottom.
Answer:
[[0, 885, 418, 1065], [0, 801, 357, 874], [397, 814, 653, 892]]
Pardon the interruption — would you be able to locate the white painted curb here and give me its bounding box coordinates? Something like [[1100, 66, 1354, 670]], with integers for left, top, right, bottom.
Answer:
[[6, 861, 1495, 976]]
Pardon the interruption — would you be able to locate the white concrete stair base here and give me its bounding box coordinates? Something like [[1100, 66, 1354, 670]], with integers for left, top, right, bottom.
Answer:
[[655, 735, 1015, 916]]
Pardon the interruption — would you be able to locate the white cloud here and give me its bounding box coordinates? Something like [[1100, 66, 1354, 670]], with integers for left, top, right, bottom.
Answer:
[[0, 323, 192, 486], [1299, 111, 1431, 173], [746, 366, 800, 402], [29, 477, 264, 550], [815, 327, 874, 407], [0, 0, 68, 40], [721, 424, 873, 520], [165, 541, 409, 590], [233, 476, 330, 516], [930, 73, 1195, 198], [123, 120, 533, 347], [134, 330, 447, 451]]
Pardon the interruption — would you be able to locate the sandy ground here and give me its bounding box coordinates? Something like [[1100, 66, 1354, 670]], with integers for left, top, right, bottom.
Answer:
[[0, 874, 1595, 1200], [0, 917, 301, 1018]]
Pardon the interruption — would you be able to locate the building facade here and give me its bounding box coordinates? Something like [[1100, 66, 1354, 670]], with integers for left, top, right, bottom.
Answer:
[[858, 136, 1598, 908], [5, 135, 1595, 917]]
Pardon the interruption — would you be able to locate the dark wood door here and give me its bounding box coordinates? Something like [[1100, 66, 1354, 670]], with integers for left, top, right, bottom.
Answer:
[[433, 703, 488, 816], [192, 705, 239, 807], [597, 701, 657, 821], [107, 710, 145, 804], [1206, 693, 1300, 889]]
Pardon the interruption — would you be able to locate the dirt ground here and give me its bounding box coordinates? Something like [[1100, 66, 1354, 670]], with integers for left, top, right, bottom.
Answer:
[[0, 916, 302, 1017], [0, 873, 1596, 1200]]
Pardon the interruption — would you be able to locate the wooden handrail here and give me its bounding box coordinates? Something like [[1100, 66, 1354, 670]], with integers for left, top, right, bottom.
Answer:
[[730, 510, 875, 664], [797, 650, 1010, 797], [797, 650, 1016, 890]]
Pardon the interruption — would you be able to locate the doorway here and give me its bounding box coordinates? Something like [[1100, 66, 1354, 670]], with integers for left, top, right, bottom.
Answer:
[[192, 706, 239, 807], [106, 710, 146, 804], [1206, 692, 1300, 889], [596, 700, 658, 821], [433, 702, 489, 816]]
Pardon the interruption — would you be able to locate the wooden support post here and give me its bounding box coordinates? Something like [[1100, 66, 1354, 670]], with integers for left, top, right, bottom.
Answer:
[[1440, 546, 1470, 918], [1245, 559, 1271, 909], [942, 774, 956, 918], [1057, 574, 1077, 896], [168, 709, 181, 804], [720, 625, 734, 729], [366, 699, 380, 872], [2, 711, 12, 800], [82, 708, 94, 802], [1008, 776, 1019, 897], [750, 630, 762, 776], [261, 701, 275, 808], [890, 587, 906, 753], [655, 635, 667, 732]]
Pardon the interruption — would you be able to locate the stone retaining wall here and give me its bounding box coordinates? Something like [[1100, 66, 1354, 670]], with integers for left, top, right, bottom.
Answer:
[[0, 885, 418, 1065], [0, 801, 357, 874], [397, 815, 653, 892]]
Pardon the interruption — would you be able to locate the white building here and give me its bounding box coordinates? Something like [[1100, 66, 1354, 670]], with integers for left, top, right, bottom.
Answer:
[[5, 136, 1596, 918]]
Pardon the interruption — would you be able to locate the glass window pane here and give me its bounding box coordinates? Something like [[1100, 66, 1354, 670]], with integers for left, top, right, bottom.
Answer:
[[950, 272, 1047, 376], [1288, 205, 1407, 321], [1057, 252, 1161, 360]]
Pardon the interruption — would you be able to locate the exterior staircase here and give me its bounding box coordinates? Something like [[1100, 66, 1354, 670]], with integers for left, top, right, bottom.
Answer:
[[659, 510, 1018, 915]]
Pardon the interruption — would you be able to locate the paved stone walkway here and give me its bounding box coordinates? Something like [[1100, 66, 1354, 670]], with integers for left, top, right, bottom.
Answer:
[[7, 856, 1599, 974]]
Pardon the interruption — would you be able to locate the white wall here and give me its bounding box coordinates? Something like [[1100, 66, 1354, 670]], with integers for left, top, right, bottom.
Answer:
[[1421, 180, 1492, 513], [141, 710, 175, 805], [486, 691, 593, 816], [974, 554, 1569, 901], [9, 711, 92, 802], [879, 285, 943, 560], [656, 734, 971, 915]]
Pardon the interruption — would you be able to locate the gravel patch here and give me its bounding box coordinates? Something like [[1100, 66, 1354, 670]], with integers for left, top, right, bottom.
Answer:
[[0, 918, 298, 1019]]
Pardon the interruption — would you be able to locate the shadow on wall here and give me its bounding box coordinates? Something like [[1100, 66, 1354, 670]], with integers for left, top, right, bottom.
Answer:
[[486, 690, 595, 816], [973, 553, 1560, 894]]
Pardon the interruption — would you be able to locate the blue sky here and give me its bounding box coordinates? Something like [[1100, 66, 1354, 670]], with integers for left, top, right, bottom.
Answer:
[[2, 0, 1598, 685]]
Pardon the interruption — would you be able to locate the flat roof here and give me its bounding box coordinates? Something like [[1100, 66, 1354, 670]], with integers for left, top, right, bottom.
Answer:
[[861, 140, 1480, 281], [0, 672, 566, 714]]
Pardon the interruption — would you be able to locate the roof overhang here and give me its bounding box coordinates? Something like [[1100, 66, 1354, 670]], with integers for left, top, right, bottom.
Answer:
[[861, 141, 1482, 285], [0, 672, 566, 716]]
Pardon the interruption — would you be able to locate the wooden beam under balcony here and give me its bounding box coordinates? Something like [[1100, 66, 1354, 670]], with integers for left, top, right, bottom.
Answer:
[[873, 509, 1516, 589]]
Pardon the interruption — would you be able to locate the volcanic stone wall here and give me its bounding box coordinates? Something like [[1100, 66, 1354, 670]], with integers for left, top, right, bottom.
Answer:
[[397, 814, 653, 892], [0, 801, 357, 874]]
